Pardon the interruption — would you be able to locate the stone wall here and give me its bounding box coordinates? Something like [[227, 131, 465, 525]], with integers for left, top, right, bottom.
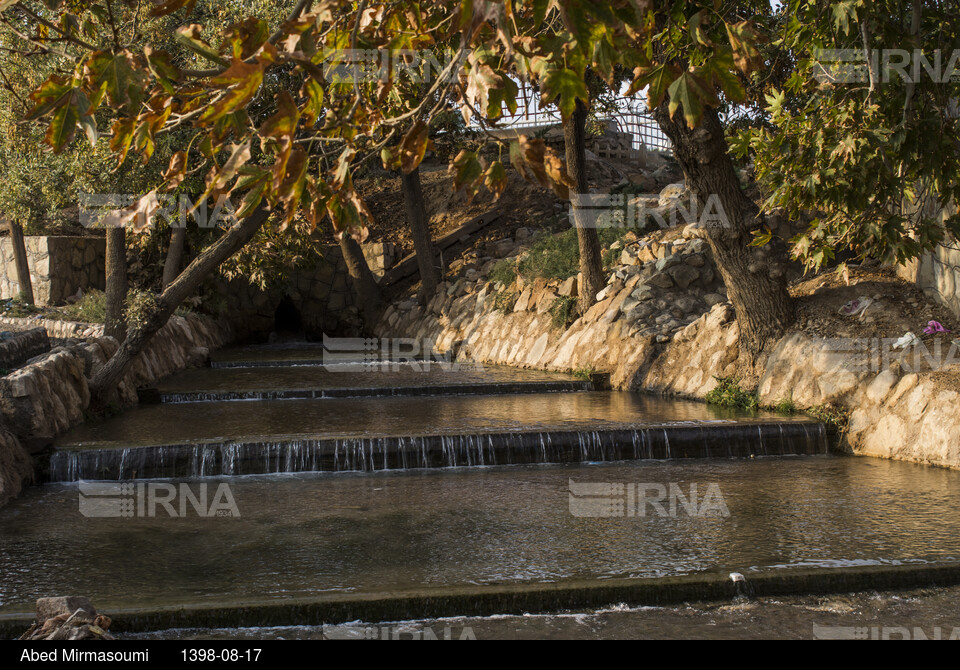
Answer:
[[0, 236, 105, 305], [0, 316, 101, 340], [0, 328, 50, 371], [0, 313, 233, 507], [216, 244, 366, 341]]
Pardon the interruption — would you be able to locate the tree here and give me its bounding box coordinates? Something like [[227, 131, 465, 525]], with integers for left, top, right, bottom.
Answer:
[[3, 0, 797, 402], [401, 166, 440, 303], [162, 226, 186, 289], [4, 220, 34, 305], [740, 0, 960, 275], [563, 97, 605, 314], [104, 227, 127, 341]]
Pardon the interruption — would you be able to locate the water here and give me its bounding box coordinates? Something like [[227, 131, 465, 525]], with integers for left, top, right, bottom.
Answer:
[[2, 457, 960, 617], [150, 363, 592, 402], [48, 392, 826, 481], [127, 587, 960, 639]]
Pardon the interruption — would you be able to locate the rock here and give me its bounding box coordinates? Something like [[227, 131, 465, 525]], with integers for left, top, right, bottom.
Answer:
[[558, 276, 578, 297], [515, 227, 533, 242], [596, 284, 617, 302], [494, 238, 516, 257], [625, 301, 657, 322], [655, 255, 681, 272], [685, 253, 706, 268], [647, 272, 675, 289], [702, 293, 727, 307], [667, 264, 700, 289], [674, 296, 701, 314], [682, 221, 705, 239], [632, 284, 655, 302], [514, 288, 533, 312], [620, 247, 639, 266], [658, 182, 688, 207]]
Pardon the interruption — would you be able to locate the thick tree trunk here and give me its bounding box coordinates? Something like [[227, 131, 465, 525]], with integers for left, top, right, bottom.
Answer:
[[338, 234, 382, 331], [563, 98, 605, 314], [401, 167, 439, 304], [88, 204, 272, 408], [104, 226, 128, 342], [653, 102, 794, 355], [162, 225, 187, 290], [6, 221, 34, 305]]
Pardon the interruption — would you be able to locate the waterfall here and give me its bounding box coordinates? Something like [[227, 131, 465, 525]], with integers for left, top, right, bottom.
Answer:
[[47, 421, 830, 483]]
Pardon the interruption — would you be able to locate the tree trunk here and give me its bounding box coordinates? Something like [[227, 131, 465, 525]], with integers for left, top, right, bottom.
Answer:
[[88, 203, 272, 409], [401, 167, 439, 304], [162, 225, 187, 290], [104, 226, 128, 342], [6, 221, 34, 305], [653, 102, 794, 355], [338, 233, 382, 331], [563, 97, 605, 314]]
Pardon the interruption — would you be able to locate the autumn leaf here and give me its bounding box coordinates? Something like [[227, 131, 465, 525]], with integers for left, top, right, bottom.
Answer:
[[450, 150, 483, 201], [483, 161, 508, 200], [725, 21, 767, 74], [201, 58, 264, 123], [398, 119, 432, 174]]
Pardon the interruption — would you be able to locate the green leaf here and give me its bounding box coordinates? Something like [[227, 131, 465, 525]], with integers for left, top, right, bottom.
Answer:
[[667, 72, 718, 128], [627, 64, 679, 110], [45, 93, 80, 153], [540, 67, 588, 120]]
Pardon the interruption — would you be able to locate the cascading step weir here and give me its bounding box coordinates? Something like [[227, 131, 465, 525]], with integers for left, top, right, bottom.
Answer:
[[49, 421, 828, 482]]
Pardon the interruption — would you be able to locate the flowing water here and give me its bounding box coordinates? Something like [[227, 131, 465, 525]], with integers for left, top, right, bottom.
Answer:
[[6, 343, 957, 636], [3, 457, 960, 620]]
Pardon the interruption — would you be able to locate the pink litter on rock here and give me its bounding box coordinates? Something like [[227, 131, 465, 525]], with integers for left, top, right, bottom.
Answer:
[[923, 321, 951, 335]]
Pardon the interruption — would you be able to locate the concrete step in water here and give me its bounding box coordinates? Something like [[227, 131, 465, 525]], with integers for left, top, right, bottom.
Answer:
[[141, 363, 592, 404], [50, 392, 828, 481]]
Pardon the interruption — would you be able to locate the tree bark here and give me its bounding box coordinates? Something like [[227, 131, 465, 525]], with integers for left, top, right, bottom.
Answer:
[[6, 221, 34, 305], [338, 233, 382, 331], [162, 225, 187, 290], [563, 97, 605, 314], [88, 203, 272, 408], [402, 167, 439, 304], [653, 102, 794, 355], [104, 226, 128, 342]]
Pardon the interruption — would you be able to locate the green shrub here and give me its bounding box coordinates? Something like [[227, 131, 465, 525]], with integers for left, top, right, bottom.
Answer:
[[805, 404, 850, 434], [59, 289, 107, 323], [549, 295, 577, 329], [2, 296, 43, 318], [489, 257, 519, 287], [570, 366, 597, 381], [124, 289, 159, 331], [493, 290, 518, 315], [773, 397, 797, 415], [516, 225, 631, 282], [517, 228, 581, 281], [705, 376, 759, 410]]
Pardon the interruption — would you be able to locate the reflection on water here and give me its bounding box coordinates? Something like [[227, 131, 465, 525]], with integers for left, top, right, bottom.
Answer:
[[2, 456, 959, 614], [55, 392, 794, 449]]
